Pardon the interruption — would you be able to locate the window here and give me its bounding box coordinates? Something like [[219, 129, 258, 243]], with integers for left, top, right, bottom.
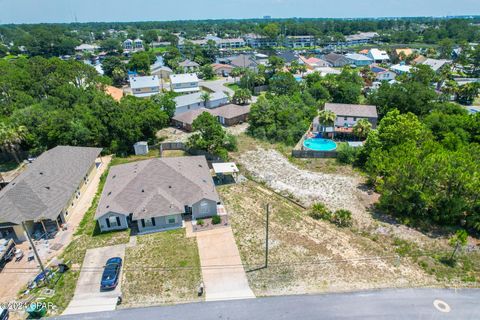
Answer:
[[353, 117, 357, 121], [344, 117, 348, 121], [166, 215, 177, 224]]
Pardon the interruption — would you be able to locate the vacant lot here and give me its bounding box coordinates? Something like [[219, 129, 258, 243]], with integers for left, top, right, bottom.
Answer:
[[121, 229, 202, 308], [219, 181, 436, 296]]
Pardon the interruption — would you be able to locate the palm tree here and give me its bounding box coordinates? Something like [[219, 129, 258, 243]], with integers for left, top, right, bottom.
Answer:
[[353, 119, 372, 140], [200, 92, 211, 108], [0, 123, 28, 163], [317, 110, 336, 138]]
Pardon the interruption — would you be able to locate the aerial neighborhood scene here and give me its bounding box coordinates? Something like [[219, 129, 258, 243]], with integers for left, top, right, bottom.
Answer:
[[0, 0, 479, 319]]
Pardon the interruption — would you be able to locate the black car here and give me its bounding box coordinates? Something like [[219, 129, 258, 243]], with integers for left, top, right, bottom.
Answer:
[[100, 257, 122, 291]]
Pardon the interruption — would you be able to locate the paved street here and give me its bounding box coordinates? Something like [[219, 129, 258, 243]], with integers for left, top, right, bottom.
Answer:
[[62, 244, 125, 315], [54, 288, 480, 319]]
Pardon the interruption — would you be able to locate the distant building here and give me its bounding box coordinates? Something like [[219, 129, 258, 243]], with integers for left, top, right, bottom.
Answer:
[[129, 75, 160, 98], [390, 64, 412, 75], [244, 33, 278, 48], [123, 38, 143, 51], [322, 53, 350, 67], [277, 51, 303, 66], [367, 49, 390, 64], [227, 54, 258, 70], [345, 53, 374, 67], [150, 65, 173, 80], [179, 59, 200, 73], [300, 56, 330, 69], [211, 63, 235, 76], [75, 43, 99, 53], [370, 65, 396, 81], [337, 32, 379, 46], [284, 36, 315, 48], [393, 48, 413, 60], [420, 58, 452, 73], [170, 73, 200, 94], [172, 104, 250, 131]]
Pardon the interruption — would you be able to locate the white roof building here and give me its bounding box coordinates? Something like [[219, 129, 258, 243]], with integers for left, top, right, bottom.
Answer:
[[420, 58, 451, 72], [390, 64, 413, 74], [170, 73, 200, 93], [367, 49, 390, 62], [129, 75, 160, 98]]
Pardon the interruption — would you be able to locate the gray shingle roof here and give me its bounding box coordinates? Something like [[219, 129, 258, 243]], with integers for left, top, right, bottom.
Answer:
[[211, 104, 250, 119], [325, 103, 378, 118], [95, 156, 219, 220], [0, 146, 102, 224], [172, 108, 214, 125]]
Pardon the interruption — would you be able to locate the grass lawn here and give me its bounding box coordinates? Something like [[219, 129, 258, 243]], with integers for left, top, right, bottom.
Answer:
[[121, 229, 202, 307], [474, 95, 480, 106], [226, 83, 240, 91], [151, 47, 169, 54], [110, 149, 160, 166]]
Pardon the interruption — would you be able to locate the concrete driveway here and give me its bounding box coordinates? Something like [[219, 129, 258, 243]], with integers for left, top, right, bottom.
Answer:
[[195, 227, 255, 301], [63, 244, 125, 315], [200, 77, 234, 96]]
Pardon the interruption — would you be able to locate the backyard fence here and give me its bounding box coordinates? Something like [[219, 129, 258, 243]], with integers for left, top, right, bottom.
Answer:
[[291, 149, 337, 158], [158, 142, 222, 161]]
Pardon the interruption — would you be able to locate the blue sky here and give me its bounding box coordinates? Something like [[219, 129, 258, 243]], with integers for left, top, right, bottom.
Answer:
[[0, 0, 479, 24]]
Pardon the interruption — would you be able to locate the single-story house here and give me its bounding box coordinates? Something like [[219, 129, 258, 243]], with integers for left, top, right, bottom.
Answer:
[[277, 51, 302, 66], [300, 56, 330, 69], [314, 67, 342, 76], [390, 64, 413, 75], [172, 108, 214, 131], [174, 91, 228, 115], [314, 103, 378, 135], [95, 156, 220, 234], [75, 44, 99, 53], [150, 65, 173, 80], [172, 104, 250, 131], [322, 53, 350, 67], [228, 54, 258, 70], [367, 49, 390, 64], [0, 146, 102, 242], [420, 58, 452, 73], [211, 104, 250, 126], [211, 63, 235, 76], [370, 65, 396, 81], [129, 75, 160, 98], [412, 55, 428, 64], [179, 59, 200, 72], [393, 48, 413, 60], [170, 73, 200, 94], [345, 53, 373, 67]]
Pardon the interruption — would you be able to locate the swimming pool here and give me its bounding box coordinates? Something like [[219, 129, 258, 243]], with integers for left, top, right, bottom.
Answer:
[[303, 138, 337, 151]]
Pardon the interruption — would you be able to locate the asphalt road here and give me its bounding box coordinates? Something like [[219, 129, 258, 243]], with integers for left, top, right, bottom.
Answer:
[[53, 288, 480, 319]]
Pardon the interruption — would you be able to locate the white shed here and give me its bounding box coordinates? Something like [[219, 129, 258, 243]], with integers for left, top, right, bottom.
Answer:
[[134, 141, 149, 155]]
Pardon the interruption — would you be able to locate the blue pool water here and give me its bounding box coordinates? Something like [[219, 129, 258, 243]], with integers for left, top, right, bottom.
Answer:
[[303, 138, 337, 151]]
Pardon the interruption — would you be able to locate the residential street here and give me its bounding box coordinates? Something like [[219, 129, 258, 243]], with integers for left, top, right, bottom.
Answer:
[[200, 77, 234, 96], [53, 288, 480, 319]]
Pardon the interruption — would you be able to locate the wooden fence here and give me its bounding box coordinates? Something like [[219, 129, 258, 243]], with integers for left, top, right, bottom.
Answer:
[[158, 142, 221, 161]]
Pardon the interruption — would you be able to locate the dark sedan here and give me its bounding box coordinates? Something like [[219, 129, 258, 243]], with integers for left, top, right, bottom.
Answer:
[[100, 257, 122, 291]]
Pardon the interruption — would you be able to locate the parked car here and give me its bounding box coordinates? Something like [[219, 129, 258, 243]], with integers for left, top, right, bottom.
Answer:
[[0, 306, 8, 320], [100, 257, 122, 291]]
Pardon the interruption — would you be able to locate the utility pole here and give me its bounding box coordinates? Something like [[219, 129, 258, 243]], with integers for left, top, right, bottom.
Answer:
[[265, 203, 270, 268], [22, 221, 49, 285]]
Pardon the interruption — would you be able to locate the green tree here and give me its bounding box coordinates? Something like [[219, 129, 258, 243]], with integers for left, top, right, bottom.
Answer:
[[262, 23, 280, 40], [232, 89, 252, 105], [269, 72, 298, 95], [0, 123, 28, 163], [353, 119, 372, 139], [200, 65, 215, 80], [127, 51, 156, 74], [187, 112, 236, 160], [200, 92, 211, 107], [449, 229, 468, 261]]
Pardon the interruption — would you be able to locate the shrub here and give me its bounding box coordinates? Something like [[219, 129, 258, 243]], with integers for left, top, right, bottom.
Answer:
[[197, 219, 204, 226], [332, 209, 353, 227], [336, 143, 362, 165], [309, 203, 332, 221], [211, 215, 221, 225]]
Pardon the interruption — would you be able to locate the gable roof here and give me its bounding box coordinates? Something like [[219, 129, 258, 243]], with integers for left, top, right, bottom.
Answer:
[[95, 156, 219, 220], [104, 85, 124, 102], [323, 53, 348, 64], [229, 55, 257, 68], [325, 103, 378, 118], [420, 58, 451, 72], [174, 91, 227, 108], [345, 53, 373, 62], [0, 146, 102, 224], [277, 51, 300, 64], [172, 108, 214, 125], [179, 59, 200, 68], [395, 48, 413, 57], [211, 104, 250, 119], [211, 63, 234, 71]]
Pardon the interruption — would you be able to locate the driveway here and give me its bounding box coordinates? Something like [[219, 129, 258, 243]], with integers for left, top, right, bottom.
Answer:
[[200, 77, 234, 96], [195, 227, 255, 301], [63, 244, 125, 315]]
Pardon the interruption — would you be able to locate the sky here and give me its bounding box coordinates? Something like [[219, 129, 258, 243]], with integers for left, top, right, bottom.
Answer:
[[0, 0, 479, 24]]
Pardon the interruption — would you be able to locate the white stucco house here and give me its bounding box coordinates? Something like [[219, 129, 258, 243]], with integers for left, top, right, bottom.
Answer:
[[170, 73, 200, 93]]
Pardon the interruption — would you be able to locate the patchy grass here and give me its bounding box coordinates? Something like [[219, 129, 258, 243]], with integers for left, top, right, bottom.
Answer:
[[121, 229, 202, 307], [161, 149, 188, 158], [110, 149, 160, 166], [218, 181, 439, 296], [226, 83, 240, 91], [474, 95, 480, 106]]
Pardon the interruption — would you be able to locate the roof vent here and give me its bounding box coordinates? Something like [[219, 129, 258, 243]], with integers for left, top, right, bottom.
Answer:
[[39, 172, 44, 175], [141, 189, 145, 193], [108, 191, 112, 196], [112, 175, 116, 179], [168, 185, 172, 189], [198, 164, 202, 167], [106, 205, 110, 208], [45, 186, 50, 190]]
